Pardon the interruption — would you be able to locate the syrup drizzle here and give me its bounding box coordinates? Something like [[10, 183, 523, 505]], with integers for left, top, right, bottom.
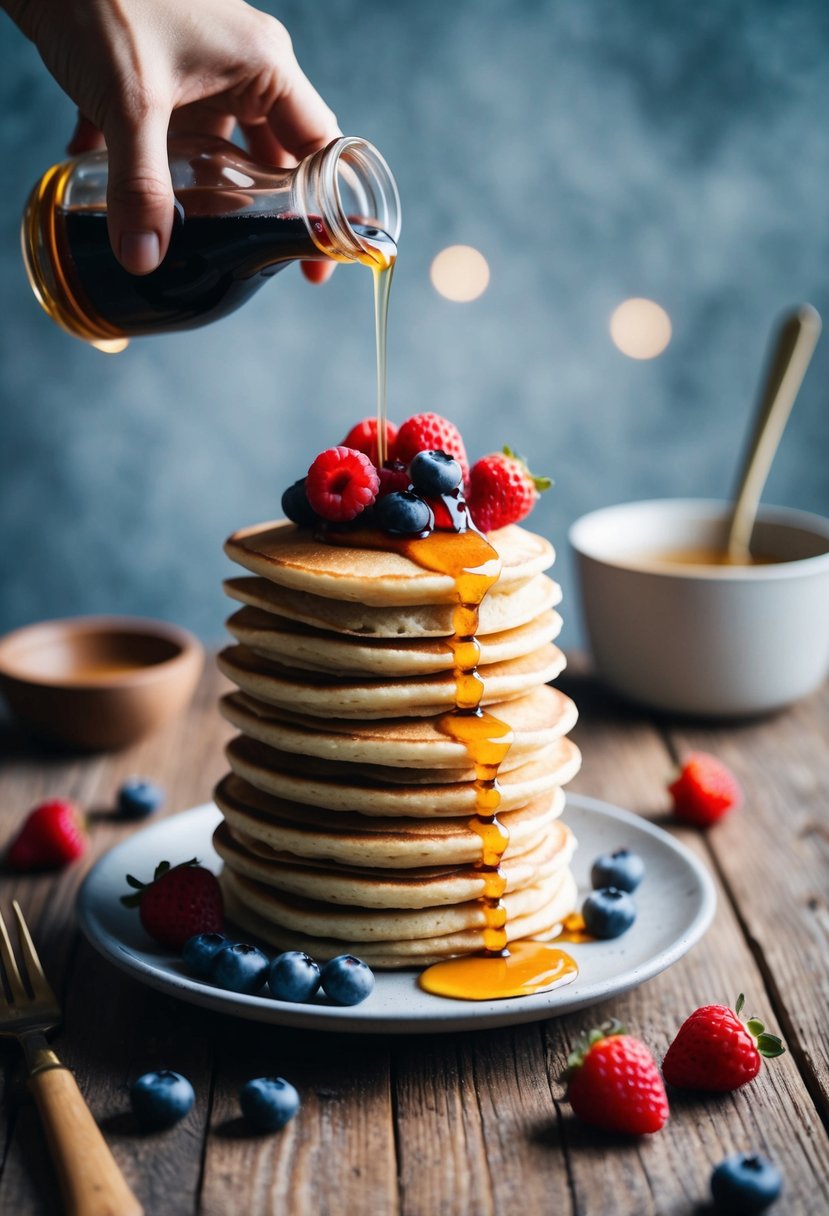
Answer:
[[378, 530, 578, 1001], [350, 236, 576, 1001]]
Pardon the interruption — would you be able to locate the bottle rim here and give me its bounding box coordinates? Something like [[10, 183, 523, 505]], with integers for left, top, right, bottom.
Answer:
[[295, 136, 401, 264]]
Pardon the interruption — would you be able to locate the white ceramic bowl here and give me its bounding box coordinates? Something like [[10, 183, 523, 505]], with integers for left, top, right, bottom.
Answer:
[[569, 499, 829, 717]]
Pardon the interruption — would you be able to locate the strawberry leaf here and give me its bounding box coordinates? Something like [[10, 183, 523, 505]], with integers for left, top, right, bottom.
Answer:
[[747, 1018, 765, 1037], [125, 874, 144, 890], [757, 1033, 786, 1058], [120, 892, 143, 908], [153, 860, 171, 881], [735, 993, 745, 1016], [500, 445, 553, 493]]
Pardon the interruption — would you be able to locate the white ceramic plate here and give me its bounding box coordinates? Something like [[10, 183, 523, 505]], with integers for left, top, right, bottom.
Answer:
[[77, 796, 715, 1034]]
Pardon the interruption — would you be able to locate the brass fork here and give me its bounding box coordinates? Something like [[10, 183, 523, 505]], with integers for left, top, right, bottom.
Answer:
[[0, 902, 142, 1216]]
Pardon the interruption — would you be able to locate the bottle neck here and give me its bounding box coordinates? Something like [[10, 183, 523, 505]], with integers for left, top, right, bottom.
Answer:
[[293, 137, 400, 269]]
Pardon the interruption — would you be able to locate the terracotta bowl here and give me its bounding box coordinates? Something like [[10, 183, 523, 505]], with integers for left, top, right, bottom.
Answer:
[[0, 616, 204, 750]]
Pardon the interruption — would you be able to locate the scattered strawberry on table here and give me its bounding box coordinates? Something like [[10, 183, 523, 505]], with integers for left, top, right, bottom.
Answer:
[[6, 799, 87, 870], [280, 411, 552, 537], [668, 751, 743, 827], [563, 1021, 669, 1135], [663, 993, 785, 1092], [122, 858, 224, 948]]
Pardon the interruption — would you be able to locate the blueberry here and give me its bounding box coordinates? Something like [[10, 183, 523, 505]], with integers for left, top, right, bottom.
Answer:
[[130, 1070, 195, 1129], [375, 491, 434, 536], [281, 479, 317, 528], [590, 848, 645, 893], [240, 1076, 300, 1132], [711, 1152, 783, 1214], [117, 779, 164, 819], [182, 932, 228, 978], [268, 951, 321, 1003], [210, 942, 269, 994], [581, 887, 637, 939], [320, 954, 375, 1006], [409, 450, 463, 495]]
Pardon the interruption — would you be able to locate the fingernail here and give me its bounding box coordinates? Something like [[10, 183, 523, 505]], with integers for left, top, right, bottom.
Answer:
[[120, 231, 161, 275]]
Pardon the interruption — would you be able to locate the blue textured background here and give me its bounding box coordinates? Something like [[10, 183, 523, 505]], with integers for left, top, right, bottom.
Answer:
[[1, 0, 828, 650]]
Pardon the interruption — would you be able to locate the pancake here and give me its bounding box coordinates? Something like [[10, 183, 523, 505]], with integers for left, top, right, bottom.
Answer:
[[219, 686, 578, 769], [226, 733, 582, 817], [217, 643, 567, 718], [220, 863, 573, 942], [214, 819, 575, 908], [214, 774, 566, 868], [220, 868, 579, 967], [223, 737, 529, 785], [224, 521, 554, 606], [223, 573, 561, 638], [225, 605, 563, 675]]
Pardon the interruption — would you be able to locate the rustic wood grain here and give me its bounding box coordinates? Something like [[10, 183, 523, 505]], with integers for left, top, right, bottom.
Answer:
[[557, 667, 829, 1215], [664, 682, 829, 1126], [1, 662, 828, 1216], [200, 1025, 398, 1216]]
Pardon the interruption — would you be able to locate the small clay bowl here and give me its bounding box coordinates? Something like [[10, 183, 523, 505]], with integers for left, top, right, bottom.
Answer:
[[0, 616, 204, 750]]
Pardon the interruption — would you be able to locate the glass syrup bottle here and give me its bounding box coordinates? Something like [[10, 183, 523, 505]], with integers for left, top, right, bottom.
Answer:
[[21, 134, 400, 353]]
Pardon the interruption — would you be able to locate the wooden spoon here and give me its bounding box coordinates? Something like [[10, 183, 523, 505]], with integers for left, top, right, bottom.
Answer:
[[725, 304, 822, 563]]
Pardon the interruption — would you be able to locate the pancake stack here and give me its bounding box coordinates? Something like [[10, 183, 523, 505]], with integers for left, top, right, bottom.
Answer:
[[214, 519, 581, 969]]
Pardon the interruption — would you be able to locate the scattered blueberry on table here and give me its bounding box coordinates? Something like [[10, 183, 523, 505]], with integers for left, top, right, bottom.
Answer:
[[268, 951, 322, 1003], [320, 954, 375, 1006], [581, 888, 637, 939], [182, 932, 229, 978], [131, 1070, 195, 1129], [711, 1152, 783, 1214], [117, 779, 164, 820], [210, 943, 270, 994], [590, 847, 645, 893], [240, 1077, 301, 1132]]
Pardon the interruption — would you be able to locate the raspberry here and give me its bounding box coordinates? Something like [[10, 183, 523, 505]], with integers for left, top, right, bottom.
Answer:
[[341, 418, 398, 467], [467, 447, 552, 532], [394, 412, 469, 481], [305, 447, 379, 523]]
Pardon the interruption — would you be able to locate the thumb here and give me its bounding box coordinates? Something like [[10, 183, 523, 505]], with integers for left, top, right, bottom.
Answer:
[[104, 108, 174, 275]]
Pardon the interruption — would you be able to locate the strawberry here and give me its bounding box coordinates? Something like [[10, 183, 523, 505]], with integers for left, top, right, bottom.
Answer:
[[394, 412, 469, 481], [563, 1022, 669, 1135], [467, 447, 552, 532], [663, 994, 785, 1092], [668, 751, 743, 827], [341, 417, 398, 467], [305, 446, 380, 523], [122, 859, 224, 949], [6, 799, 87, 870]]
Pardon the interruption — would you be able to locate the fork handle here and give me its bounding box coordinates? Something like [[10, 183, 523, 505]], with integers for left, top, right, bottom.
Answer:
[[29, 1065, 143, 1216]]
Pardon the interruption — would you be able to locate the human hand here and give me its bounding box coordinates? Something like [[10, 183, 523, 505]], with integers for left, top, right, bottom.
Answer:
[[5, 0, 339, 280]]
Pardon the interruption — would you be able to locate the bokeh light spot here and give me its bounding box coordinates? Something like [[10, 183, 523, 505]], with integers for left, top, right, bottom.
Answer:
[[430, 245, 490, 302], [610, 298, 672, 359]]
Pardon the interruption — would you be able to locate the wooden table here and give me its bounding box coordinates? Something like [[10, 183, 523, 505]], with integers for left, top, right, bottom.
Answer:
[[0, 660, 827, 1215]]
